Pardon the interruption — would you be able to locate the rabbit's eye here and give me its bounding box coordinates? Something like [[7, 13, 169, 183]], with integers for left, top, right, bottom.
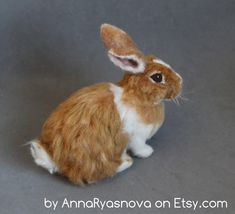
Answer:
[[150, 73, 164, 83]]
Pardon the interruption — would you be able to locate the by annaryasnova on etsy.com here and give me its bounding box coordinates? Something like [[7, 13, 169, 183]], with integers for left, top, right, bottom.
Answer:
[[44, 197, 228, 211]]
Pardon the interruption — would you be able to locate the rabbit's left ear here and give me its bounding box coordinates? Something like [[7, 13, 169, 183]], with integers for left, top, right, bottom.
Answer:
[[100, 24, 145, 73]]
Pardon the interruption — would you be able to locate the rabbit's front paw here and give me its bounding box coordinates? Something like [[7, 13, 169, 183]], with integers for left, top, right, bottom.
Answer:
[[133, 145, 154, 158]]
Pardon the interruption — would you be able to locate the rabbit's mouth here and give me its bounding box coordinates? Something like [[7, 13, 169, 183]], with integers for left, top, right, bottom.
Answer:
[[165, 88, 185, 106]]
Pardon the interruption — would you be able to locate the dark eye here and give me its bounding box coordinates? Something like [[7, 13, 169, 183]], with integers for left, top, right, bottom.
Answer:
[[150, 73, 163, 83]]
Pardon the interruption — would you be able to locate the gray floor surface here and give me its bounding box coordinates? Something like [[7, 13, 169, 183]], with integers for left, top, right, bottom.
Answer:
[[0, 0, 234, 214]]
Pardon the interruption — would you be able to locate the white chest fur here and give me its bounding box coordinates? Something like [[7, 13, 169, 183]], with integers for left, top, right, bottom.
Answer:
[[110, 84, 161, 142]]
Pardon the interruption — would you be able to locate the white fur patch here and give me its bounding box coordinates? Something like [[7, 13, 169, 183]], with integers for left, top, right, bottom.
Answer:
[[108, 50, 145, 73], [110, 84, 161, 153], [153, 58, 171, 69], [30, 139, 58, 174], [175, 72, 183, 84]]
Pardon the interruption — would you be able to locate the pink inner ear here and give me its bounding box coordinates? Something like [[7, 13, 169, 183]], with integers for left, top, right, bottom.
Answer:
[[116, 56, 138, 68]]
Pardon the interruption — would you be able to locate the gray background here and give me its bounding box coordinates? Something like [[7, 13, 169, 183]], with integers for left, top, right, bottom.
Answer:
[[0, 0, 234, 213]]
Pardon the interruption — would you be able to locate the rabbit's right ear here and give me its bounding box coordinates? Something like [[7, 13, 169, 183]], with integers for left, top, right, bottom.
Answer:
[[100, 24, 145, 73]]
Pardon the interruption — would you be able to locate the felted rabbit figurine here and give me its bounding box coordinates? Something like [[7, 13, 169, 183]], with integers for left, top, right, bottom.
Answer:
[[30, 24, 182, 185]]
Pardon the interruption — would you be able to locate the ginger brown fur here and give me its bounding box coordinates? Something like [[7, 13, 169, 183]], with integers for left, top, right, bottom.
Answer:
[[40, 83, 128, 184], [100, 24, 144, 59]]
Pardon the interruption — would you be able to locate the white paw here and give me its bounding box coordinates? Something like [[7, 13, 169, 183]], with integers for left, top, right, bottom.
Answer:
[[133, 145, 154, 158], [116, 157, 133, 173]]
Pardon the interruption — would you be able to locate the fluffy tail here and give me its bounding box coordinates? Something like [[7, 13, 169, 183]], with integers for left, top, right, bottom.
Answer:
[[30, 139, 58, 174]]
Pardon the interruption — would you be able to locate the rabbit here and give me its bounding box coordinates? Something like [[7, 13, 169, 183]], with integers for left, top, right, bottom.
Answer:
[[30, 23, 182, 185]]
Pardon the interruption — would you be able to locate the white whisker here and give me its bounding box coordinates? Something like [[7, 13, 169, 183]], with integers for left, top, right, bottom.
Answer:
[[179, 94, 189, 101], [176, 97, 180, 106], [172, 98, 180, 106]]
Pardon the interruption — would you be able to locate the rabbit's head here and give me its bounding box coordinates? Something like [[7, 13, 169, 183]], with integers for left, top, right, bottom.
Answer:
[[100, 24, 182, 105]]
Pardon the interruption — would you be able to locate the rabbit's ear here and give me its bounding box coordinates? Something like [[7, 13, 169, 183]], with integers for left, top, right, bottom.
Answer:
[[100, 24, 145, 73], [107, 50, 145, 73]]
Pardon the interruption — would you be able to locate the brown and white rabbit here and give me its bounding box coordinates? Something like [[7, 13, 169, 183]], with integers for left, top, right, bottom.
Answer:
[[30, 24, 182, 185]]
